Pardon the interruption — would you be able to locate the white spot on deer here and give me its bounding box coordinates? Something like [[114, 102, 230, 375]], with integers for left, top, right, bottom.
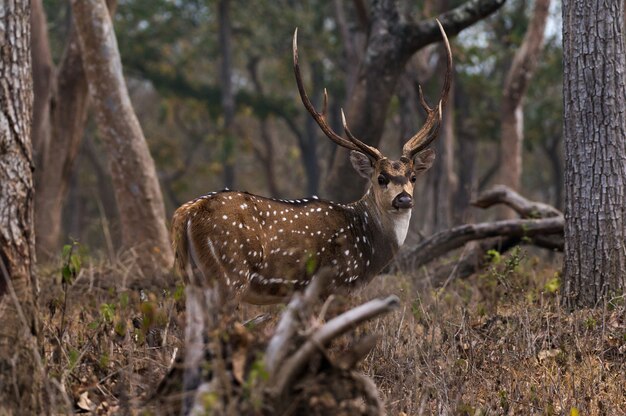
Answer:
[[222, 215, 228, 220], [344, 250, 349, 255]]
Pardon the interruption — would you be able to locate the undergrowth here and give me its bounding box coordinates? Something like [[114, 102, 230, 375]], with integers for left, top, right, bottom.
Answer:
[[37, 246, 625, 414]]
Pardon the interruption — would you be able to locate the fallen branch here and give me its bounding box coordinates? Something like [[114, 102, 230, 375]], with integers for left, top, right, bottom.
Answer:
[[271, 295, 400, 398], [396, 185, 564, 274], [471, 184, 562, 218], [398, 217, 563, 271], [265, 268, 333, 378]]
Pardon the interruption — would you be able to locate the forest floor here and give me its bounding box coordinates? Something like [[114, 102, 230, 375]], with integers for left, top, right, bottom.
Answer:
[[37, 247, 625, 415]]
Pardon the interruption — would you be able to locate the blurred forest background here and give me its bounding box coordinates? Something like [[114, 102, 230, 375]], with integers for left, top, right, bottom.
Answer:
[[3, 1, 623, 414], [35, 0, 562, 259]]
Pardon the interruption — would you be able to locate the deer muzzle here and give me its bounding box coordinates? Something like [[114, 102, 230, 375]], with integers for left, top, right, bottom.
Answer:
[[392, 192, 413, 210]]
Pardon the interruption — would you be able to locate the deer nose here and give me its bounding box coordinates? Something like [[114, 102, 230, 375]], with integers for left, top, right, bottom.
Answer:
[[392, 192, 413, 210]]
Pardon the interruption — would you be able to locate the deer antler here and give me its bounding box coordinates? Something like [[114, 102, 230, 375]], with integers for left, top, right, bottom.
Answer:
[[293, 29, 383, 161], [402, 19, 453, 159]]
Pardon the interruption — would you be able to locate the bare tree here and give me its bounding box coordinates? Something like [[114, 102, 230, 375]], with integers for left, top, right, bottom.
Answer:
[[562, 0, 626, 307], [496, 0, 551, 217], [71, 0, 173, 269], [0, 3, 44, 412], [324, 0, 506, 202]]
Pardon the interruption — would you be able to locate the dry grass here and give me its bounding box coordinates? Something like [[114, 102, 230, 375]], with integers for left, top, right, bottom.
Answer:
[[37, 247, 625, 415]]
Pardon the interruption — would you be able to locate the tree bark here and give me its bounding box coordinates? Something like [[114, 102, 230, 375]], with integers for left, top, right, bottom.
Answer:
[[71, 0, 173, 269], [562, 0, 626, 307], [496, 0, 550, 217], [0, 2, 43, 412], [324, 0, 506, 202]]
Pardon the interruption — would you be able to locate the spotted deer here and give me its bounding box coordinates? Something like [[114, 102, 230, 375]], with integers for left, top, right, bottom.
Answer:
[[171, 21, 452, 304]]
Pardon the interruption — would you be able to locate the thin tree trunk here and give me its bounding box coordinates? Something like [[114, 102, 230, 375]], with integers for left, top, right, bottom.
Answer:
[[542, 136, 563, 211], [31, 0, 53, 171], [563, 0, 626, 307], [301, 61, 323, 196], [219, 0, 236, 189], [432, 78, 457, 231], [0, 2, 43, 412], [453, 78, 477, 224], [496, 0, 550, 217], [71, 0, 173, 269], [247, 57, 282, 198], [35, 18, 90, 259], [34, 0, 116, 260]]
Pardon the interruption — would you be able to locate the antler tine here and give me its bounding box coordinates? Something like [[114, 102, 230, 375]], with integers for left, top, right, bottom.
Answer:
[[341, 109, 384, 160], [293, 29, 382, 161], [402, 19, 453, 159]]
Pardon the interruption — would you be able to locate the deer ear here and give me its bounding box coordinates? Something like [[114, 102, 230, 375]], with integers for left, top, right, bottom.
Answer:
[[413, 149, 435, 173], [350, 151, 374, 178]]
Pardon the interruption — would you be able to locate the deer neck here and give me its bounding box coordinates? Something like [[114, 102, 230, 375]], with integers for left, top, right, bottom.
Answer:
[[351, 189, 412, 253]]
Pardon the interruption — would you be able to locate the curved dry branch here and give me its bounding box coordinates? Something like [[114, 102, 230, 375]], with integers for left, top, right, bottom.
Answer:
[[271, 295, 400, 398], [472, 185, 562, 218], [265, 268, 333, 378]]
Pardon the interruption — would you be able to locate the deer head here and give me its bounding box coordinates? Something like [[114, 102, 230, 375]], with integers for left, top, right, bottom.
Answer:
[[292, 19, 451, 235]]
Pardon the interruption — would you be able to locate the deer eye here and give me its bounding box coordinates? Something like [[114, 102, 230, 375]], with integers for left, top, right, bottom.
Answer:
[[410, 174, 417, 183], [377, 175, 389, 186]]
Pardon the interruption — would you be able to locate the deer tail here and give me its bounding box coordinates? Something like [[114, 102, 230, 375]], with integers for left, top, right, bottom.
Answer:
[[171, 206, 191, 278]]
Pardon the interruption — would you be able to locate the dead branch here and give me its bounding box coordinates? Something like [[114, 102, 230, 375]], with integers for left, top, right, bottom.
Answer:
[[265, 268, 333, 378], [398, 217, 563, 271], [397, 185, 564, 273], [271, 295, 400, 398], [182, 287, 220, 414], [471, 184, 562, 218]]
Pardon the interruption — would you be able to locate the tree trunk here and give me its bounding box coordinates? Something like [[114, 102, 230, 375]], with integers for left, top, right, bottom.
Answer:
[[35, 18, 90, 259], [453, 78, 477, 224], [324, 0, 506, 202], [562, 0, 626, 307], [0, 2, 43, 413], [496, 0, 550, 217], [219, 0, 236, 189], [432, 77, 457, 231], [31, 0, 53, 172], [34, 0, 116, 260], [71, 0, 173, 269], [301, 61, 323, 196]]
